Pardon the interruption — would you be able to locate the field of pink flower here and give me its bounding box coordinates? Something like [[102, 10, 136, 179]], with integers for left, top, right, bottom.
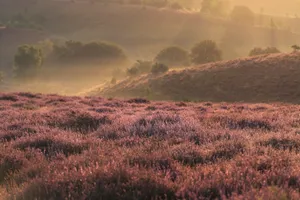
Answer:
[[0, 92, 300, 199]]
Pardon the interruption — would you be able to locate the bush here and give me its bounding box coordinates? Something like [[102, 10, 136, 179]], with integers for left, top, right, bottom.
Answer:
[[190, 40, 222, 64], [127, 60, 152, 77], [14, 45, 43, 80], [249, 47, 280, 56], [155, 46, 189, 67], [151, 63, 169, 75]]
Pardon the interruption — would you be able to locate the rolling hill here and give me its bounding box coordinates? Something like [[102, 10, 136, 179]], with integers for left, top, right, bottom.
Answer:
[[90, 52, 300, 103]]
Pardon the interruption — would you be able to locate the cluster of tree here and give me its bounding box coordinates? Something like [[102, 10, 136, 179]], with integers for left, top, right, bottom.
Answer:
[[13, 38, 289, 82], [4, 14, 44, 30], [249, 47, 280, 56], [70, 0, 183, 10], [13, 40, 128, 81], [127, 40, 222, 77], [51, 40, 128, 65], [126, 60, 169, 77]]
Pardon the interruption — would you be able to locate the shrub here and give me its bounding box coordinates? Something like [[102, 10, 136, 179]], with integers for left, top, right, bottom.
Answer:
[[190, 40, 222, 64], [155, 46, 189, 67], [14, 45, 43, 80], [151, 63, 169, 75], [249, 47, 280, 56]]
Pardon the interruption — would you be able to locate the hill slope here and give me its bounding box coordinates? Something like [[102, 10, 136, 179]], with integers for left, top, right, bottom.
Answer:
[[91, 52, 300, 103]]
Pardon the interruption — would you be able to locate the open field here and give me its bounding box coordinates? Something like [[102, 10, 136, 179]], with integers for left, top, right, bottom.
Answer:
[[0, 92, 300, 199]]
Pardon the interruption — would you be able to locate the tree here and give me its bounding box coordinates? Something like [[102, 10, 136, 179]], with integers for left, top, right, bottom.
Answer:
[[0, 72, 3, 83], [249, 47, 280, 56], [292, 45, 300, 52], [155, 46, 189, 67], [151, 63, 169, 75], [190, 40, 222, 64], [201, 0, 230, 17], [230, 6, 255, 26], [14, 45, 43, 80]]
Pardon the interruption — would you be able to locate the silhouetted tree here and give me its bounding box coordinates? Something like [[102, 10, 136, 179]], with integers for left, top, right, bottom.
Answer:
[[201, 0, 230, 17], [291, 45, 300, 52], [155, 46, 189, 67], [230, 6, 255, 26], [14, 45, 43, 80], [190, 40, 222, 64], [52, 41, 127, 65]]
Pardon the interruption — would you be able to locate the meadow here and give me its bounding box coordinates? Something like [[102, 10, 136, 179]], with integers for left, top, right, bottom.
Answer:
[[0, 92, 300, 199]]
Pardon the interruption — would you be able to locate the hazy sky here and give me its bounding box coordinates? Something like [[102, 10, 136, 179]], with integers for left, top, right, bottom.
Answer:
[[231, 0, 300, 16]]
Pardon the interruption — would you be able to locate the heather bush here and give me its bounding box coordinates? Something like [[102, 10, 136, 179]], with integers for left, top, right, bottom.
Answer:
[[170, 144, 205, 167], [0, 148, 28, 183], [53, 112, 111, 134], [127, 98, 150, 104], [259, 138, 300, 152], [14, 135, 88, 158]]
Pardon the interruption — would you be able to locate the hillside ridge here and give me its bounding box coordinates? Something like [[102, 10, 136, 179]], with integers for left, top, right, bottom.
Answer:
[[91, 52, 300, 103]]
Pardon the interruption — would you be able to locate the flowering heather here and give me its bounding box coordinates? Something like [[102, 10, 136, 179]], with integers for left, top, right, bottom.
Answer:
[[0, 93, 300, 199]]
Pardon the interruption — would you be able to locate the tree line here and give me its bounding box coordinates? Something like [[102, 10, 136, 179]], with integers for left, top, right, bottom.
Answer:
[[9, 39, 285, 83]]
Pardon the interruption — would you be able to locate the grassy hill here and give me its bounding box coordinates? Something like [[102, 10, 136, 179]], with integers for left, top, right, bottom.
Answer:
[[91, 52, 300, 103], [1, 92, 300, 199]]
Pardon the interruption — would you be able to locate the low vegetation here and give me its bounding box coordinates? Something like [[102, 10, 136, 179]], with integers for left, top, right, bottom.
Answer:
[[249, 47, 281, 56], [0, 92, 299, 199]]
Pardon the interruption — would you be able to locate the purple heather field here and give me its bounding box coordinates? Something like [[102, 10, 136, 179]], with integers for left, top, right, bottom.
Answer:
[[0, 92, 300, 199]]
